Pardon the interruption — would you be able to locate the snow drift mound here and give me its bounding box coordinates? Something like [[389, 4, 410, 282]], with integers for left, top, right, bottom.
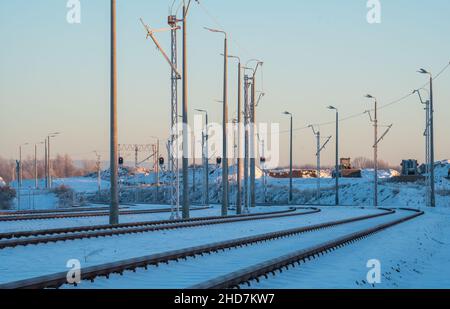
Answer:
[[434, 160, 450, 178], [361, 169, 400, 179]]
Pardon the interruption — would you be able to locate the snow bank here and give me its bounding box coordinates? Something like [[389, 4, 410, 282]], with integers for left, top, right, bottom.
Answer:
[[361, 168, 400, 179]]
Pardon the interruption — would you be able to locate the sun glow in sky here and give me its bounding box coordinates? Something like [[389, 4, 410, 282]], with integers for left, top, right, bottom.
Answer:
[[1, 0, 449, 166]]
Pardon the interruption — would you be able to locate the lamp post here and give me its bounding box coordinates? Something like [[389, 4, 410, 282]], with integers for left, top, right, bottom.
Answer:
[[418, 68, 435, 208], [47, 132, 60, 189], [205, 27, 228, 216], [327, 106, 339, 206], [283, 112, 293, 203], [195, 109, 209, 206], [110, 0, 119, 225], [365, 94, 378, 207]]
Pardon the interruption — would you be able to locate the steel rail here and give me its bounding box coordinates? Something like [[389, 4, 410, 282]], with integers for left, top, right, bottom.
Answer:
[[0, 208, 395, 289], [189, 208, 424, 289], [0, 206, 130, 216], [0, 207, 210, 222], [0, 208, 298, 240], [0, 208, 320, 249]]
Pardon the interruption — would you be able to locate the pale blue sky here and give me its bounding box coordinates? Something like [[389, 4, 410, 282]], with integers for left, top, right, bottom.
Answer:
[[1, 0, 449, 166]]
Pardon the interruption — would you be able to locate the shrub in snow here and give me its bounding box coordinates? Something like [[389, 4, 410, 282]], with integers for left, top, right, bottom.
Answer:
[[0, 186, 16, 210], [51, 185, 75, 208]]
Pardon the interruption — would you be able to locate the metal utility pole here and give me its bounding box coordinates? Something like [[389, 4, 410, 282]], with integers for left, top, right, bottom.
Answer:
[[226, 55, 243, 214], [182, 1, 192, 219], [309, 125, 331, 204], [195, 109, 209, 206], [95, 151, 102, 195], [169, 14, 180, 218], [34, 142, 43, 189], [365, 95, 378, 207], [259, 136, 267, 203], [328, 106, 339, 206], [110, 0, 119, 225], [47, 136, 51, 188], [418, 69, 436, 207], [414, 88, 431, 206], [34, 144, 38, 189], [45, 133, 60, 189], [283, 112, 293, 203], [247, 60, 263, 208], [365, 95, 393, 208], [192, 132, 196, 195], [205, 27, 228, 216], [243, 74, 250, 213], [141, 11, 184, 218], [250, 77, 256, 208], [18, 143, 28, 188], [44, 139, 48, 189]]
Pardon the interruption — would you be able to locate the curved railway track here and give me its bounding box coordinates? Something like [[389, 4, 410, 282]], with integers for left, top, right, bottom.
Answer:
[[0, 208, 320, 249], [0, 207, 210, 222], [0, 208, 298, 240], [0, 208, 411, 289], [191, 208, 424, 289]]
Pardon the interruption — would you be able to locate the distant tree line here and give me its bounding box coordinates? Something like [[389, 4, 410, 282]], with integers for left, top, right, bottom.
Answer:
[[351, 157, 399, 171], [0, 155, 97, 183]]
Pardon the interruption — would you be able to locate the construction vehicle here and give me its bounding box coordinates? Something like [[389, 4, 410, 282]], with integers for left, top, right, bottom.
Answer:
[[390, 159, 424, 183], [332, 158, 362, 178], [401, 160, 419, 176]]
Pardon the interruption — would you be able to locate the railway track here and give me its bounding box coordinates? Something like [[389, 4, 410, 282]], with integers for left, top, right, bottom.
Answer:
[[0, 208, 320, 249], [191, 208, 424, 289], [0, 206, 129, 216], [0, 208, 298, 240], [0, 208, 405, 289], [0, 206, 210, 222]]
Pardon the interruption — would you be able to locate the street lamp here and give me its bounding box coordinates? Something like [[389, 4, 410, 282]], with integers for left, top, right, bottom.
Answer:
[[110, 0, 119, 225], [365, 94, 378, 207], [47, 132, 60, 189], [327, 106, 339, 206], [205, 26, 229, 216], [283, 111, 293, 203], [195, 109, 209, 206], [417, 68, 435, 208]]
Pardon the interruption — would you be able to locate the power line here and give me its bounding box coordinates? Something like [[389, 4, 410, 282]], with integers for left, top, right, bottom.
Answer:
[[277, 61, 450, 136]]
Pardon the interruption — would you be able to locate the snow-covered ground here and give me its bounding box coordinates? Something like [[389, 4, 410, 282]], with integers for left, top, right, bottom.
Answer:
[[249, 207, 450, 289], [66, 209, 412, 289], [0, 161, 449, 289], [0, 207, 379, 284]]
